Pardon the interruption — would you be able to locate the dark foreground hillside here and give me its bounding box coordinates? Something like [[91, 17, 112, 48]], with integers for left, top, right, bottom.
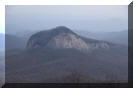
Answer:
[[6, 47, 128, 83]]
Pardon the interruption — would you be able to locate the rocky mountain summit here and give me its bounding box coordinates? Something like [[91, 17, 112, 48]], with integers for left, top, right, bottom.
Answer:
[[26, 26, 111, 52]]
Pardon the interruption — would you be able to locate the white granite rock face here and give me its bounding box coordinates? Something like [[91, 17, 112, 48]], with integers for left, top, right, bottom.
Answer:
[[46, 33, 89, 51], [46, 33, 110, 51]]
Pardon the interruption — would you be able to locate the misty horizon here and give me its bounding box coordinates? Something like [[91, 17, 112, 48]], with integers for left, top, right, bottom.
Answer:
[[5, 5, 128, 35]]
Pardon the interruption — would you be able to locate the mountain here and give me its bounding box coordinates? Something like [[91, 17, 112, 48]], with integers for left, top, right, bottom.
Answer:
[[75, 30, 128, 46], [27, 26, 112, 52], [6, 26, 128, 83], [5, 34, 27, 50]]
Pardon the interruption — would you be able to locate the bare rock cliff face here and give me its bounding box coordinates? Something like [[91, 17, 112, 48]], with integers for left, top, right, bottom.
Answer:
[[46, 33, 89, 51]]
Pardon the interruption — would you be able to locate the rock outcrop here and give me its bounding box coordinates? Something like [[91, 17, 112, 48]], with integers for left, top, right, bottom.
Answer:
[[26, 26, 110, 51]]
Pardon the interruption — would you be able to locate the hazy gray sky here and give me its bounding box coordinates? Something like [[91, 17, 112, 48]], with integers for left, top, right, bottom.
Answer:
[[0, 25, 3, 33], [5, 5, 128, 34]]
